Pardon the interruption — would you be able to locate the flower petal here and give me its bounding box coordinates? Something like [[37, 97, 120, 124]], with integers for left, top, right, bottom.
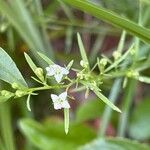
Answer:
[[53, 102, 62, 110], [46, 66, 55, 76], [59, 92, 67, 101], [62, 100, 70, 109], [54, 73, 63, 83], [61, 67, 69, 75], [51, 94, 59, 103]]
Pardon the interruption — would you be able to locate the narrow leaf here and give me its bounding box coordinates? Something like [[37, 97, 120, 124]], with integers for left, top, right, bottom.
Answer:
[[24, 53, 37, 72], [64, 108, 69, 134], [77, 33, 90, 69], [81, 81, 121, 113], [0, 47, 27, 87], [93, 87, 121, 113], [0, 96, 12, 103], [105, 44, 134, 72], [63, 0, 150, 44], [138, 76, 150, 84], [37, 52, 54, 65], [66, 60, 74, 70]]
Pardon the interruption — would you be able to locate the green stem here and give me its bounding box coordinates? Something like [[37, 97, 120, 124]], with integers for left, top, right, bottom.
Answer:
[[117, 79, 136, 136], [98, 30, 127, 137], [98, 78, 122, 137], [117, 0, 142, 137], [28, 82, 74, 93], [0, 103, 16, 150]]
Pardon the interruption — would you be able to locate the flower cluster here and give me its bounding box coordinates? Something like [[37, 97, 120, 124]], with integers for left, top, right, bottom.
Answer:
[[46, 64, 70, 110]]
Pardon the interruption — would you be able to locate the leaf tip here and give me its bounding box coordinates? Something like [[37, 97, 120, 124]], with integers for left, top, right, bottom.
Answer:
[[115, 107, 122, 113], [65, 128, 69, 134]]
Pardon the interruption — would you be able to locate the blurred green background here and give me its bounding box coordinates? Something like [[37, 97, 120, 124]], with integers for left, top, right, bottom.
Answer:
[[0, 0, 150, 150]]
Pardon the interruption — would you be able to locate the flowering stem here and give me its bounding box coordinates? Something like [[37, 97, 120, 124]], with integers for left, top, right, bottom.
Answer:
[[29, 85, 65, 92], [26, 79, 77, 94]]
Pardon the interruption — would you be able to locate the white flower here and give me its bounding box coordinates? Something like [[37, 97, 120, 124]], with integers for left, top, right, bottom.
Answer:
[[51, 92, 70, 110], [46, 64, 69, 83]]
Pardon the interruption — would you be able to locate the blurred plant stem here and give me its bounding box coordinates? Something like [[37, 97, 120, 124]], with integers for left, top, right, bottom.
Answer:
[[0, 103, 15, 150], [117, 79, 137, 136], [7, 27, 15, 51], [98, 78, 122, 137], [98, 30, 126, 137], [89, 34, 105, 65], [117, 0, 142, 137]]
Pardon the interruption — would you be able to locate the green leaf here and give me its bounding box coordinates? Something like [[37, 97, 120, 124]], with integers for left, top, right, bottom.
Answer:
[[81, 81, 121, 113], [64, 108, 69, 134], [76, 99, 104, 123], [63, 0, 150, 44], [66, 60, 74, 70], [0, 95, 13, 103], [80, 137, 150, 150], [129, 98, 150, 140], [37, 52, 54, 65], [77, 33, 90, 69], [93, 87, 121, 113], [138, 76, 150, 84], [19, 118, 96, 150], [101, 0, 139, 20], [24, 53, 45, 82], [0, 48, 27, 87], [0, 90, 14, 103], [24, 53, 37, 73]]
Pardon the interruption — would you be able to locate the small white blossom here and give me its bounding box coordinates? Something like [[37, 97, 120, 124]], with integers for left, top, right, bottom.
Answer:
[[51, 92, 70, 110], [46, 64, 69, 83]]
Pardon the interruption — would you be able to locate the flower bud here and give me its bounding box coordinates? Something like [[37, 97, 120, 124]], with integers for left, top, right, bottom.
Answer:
[[84, 74, 90, 80], [1, 90, 11, 96], [99, 58, 107, 73], [80, 60, 88, 68], [11, 82, 19, 89], [127, 70, 139, 78], [0, 23, 7, 33], [15, 90, 26, 97], [35, 68, 44, 81], [89, 81, 97, 91], [113, 51, 121, 60], [77, 72, 84, 79], [100, 58, 107, 67], [130, 48, 136, 55]]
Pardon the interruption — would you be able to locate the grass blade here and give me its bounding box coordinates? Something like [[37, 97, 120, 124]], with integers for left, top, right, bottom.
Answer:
[[77, 33, 90, 69], [63, 0, 150, 44]]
